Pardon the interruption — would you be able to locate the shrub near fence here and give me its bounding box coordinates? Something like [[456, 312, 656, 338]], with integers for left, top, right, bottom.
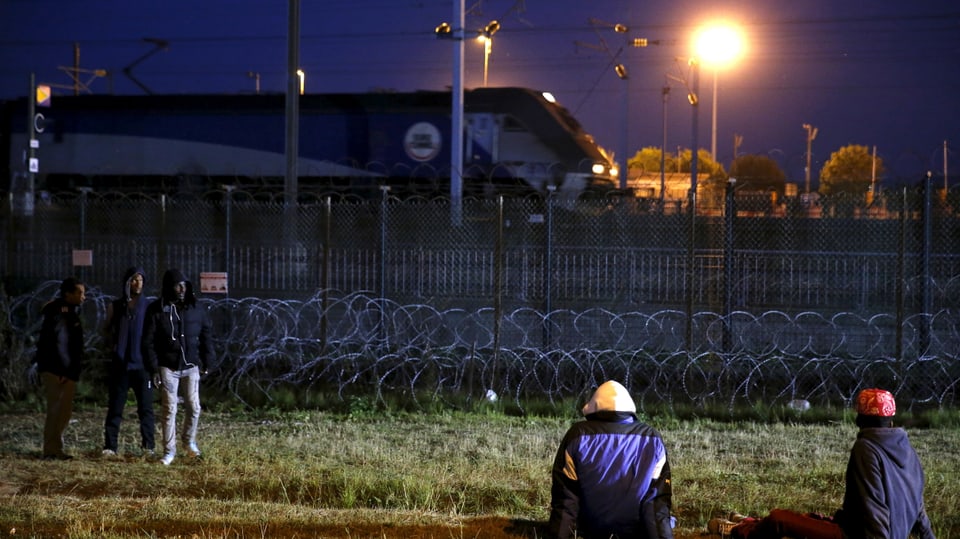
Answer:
[[2, 183, 959, 412]]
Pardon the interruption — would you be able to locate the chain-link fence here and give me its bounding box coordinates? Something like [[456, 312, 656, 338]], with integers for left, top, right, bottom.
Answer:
[[2, 182, 959, 411]]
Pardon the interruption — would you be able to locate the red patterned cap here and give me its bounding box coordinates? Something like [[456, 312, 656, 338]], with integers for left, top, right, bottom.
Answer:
[[856, 388, 896, 417]]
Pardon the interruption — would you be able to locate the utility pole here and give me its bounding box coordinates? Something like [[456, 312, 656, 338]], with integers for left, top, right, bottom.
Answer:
[[944, 140, 949, 193], [803, 123, 818, 194], [660, 85, 669, 206], [73, 42, 80, 95], [285, 0, 300, 210]]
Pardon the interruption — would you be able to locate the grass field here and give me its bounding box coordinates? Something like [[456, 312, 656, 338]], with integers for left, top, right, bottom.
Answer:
[[1, 399, 958, 539]]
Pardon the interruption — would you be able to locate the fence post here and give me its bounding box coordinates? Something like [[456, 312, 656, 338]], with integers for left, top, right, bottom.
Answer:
[[685, 180, 698, 351], [224, 185, 234, 299], [159, 194, 167, 276], [895, 186, 906, 362], [320, 195, 331, 351], [723, 178, 736, 352], [543, 186, 555, 348], [379, 186, 390, 344], [494, 198, 504, 334], [5, 193, 12, 284], [920, 172, 933, 354], [77, 187, 91, 282]]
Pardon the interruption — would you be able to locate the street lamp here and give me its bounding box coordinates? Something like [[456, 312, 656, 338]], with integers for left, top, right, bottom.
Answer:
[[247, 71, 261, 95], [477, 20, 500, 87], [693, 22, 745, 162], [434, 2, 466, 226], [661, 84, 670, 205], [803, 123, 818, 194]]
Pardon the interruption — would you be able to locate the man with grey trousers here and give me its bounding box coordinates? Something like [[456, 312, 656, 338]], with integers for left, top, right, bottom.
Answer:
[[143, 268, 214, 466]]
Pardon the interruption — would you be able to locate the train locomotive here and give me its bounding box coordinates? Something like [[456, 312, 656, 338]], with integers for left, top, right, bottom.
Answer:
[[2, 86, 618, 198]]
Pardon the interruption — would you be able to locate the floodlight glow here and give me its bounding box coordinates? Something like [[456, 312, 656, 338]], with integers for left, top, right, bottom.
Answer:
[[693, 23, 745, 68]]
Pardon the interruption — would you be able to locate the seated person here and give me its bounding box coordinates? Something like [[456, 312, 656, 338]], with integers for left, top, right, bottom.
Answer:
[[548, 380, 674, 539], [731, 388, 935, 539]]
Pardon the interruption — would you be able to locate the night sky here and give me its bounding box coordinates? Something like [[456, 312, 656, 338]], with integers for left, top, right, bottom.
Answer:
[[2, 0, 959, 184]]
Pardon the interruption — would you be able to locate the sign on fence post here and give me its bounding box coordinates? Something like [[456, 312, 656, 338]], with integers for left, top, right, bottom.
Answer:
[[72, 250, 93, 267], [200, 272, 228, 294]]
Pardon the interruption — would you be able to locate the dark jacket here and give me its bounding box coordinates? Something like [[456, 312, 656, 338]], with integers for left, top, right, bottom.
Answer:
[[106, 266, 150, 370], [834, 427, 935, 539], [549, 381, 673, 539], [36, 298, 84, 381], [142, 269, 214, 374]]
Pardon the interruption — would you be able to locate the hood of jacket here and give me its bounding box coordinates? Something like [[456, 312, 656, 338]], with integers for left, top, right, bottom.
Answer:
[[856, 427, 913, 469], [161, 268, 196, 305], [582, 380, 637, 416], [121, 266, 145, 301]]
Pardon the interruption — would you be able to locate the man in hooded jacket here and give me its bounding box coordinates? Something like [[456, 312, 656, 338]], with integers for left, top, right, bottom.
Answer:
[[729, 388, 935, 539], [101, 266, 155, 457], [143, 268, 214, 466], [548, 380, 674, 539]]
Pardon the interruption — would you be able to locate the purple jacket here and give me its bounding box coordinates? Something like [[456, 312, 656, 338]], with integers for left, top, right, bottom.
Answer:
[[834, 427, 935, 539], [548, 381, 673, 539]]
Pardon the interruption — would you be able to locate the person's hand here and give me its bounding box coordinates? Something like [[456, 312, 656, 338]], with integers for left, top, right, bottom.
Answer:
[[152, 373, 162, 388]]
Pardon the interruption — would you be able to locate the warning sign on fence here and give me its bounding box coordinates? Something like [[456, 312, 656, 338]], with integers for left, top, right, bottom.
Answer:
[[199, 272, 228, 294]]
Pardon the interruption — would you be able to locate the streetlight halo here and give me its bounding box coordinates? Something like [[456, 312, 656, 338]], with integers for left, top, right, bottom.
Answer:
[[693, 23, 745, 67]]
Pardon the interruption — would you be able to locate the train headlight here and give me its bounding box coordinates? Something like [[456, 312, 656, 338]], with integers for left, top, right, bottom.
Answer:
[[608, 166, 619, 178], [591, 163, 606, 175]]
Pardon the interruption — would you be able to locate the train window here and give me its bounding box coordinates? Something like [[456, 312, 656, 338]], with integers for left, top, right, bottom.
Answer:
[[501, 115, 527, 132]]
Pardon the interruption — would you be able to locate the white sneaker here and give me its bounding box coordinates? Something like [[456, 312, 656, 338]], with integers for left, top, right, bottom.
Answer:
[[160, 453, 175, 466], [187, 442, 201, 457], [102, 449, 117, 458]]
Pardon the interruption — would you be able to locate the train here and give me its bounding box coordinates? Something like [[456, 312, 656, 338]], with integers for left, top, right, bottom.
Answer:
[[1, 87, 618, 199]]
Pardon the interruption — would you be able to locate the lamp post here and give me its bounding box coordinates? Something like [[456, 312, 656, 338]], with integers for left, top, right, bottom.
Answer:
[[686, 58, 700, 349], [803, 123, 818, 194], [434, 0, 466, 226], [661, 84, 670, 206], [693, 22, 745, 162], [247, 71, 261, 95]]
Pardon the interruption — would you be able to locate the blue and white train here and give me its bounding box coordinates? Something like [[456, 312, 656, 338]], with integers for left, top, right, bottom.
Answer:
[[1, 87, 618, 198]]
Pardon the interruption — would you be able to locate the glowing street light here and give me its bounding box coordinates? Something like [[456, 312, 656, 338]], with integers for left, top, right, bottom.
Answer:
[[693, 22, 745, 162], [477, 20, 500, 87]]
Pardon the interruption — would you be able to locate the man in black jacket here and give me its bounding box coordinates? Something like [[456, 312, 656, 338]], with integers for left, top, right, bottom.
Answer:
[[730, 388, 935, 539], [36, 277, 86, 460], [143, 268, 214, 466], [101, 266, 155, 458]]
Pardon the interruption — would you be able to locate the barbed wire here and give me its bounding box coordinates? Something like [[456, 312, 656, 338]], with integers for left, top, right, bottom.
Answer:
[[6, 283, 958, 413]]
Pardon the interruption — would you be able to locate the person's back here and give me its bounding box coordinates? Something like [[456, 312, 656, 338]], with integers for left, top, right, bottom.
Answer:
[[548, 381, 674, 539], [834, 397, 934, 539], [729, 388, 935, 539]]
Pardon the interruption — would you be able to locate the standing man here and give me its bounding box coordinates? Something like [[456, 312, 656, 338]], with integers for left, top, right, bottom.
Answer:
[[729, 388, 936, 539], [143, 268, 214, 466], [102, 267, 155, 458], [36, 277, 86, 460], [548, 380, 674, 539]]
